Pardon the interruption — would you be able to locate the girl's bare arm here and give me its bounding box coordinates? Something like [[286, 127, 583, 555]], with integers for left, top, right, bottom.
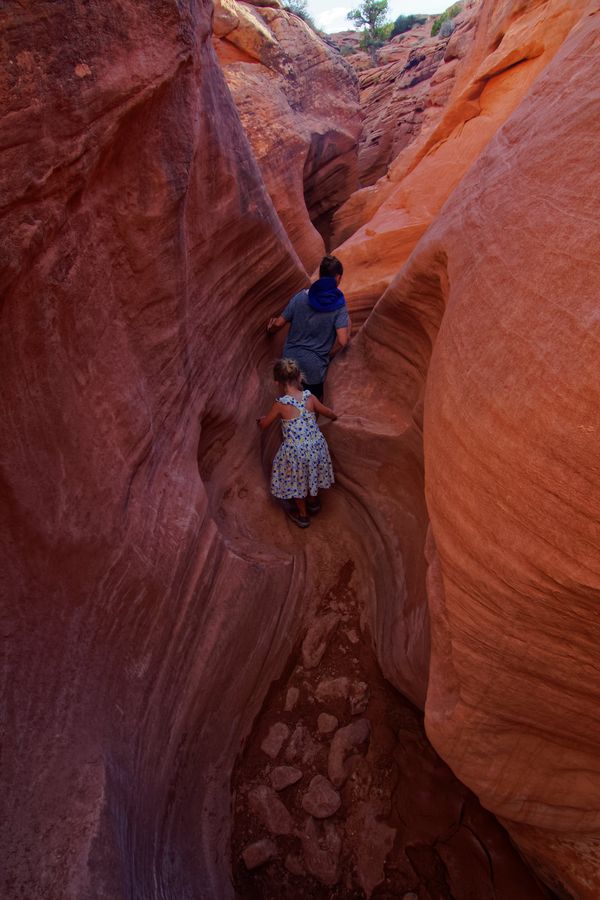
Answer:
[[309, 395, 337, 420], [257, 402, 282, 430]]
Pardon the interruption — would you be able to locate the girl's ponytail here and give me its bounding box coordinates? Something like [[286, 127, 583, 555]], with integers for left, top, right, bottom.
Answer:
[[273, 358, 302, 385]]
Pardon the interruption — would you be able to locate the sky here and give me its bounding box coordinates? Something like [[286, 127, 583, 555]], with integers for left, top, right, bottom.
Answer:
[[310, 0, 451, 33]]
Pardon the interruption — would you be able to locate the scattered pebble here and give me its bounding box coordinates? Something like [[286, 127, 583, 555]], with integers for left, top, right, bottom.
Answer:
[[328, 719, 371, 787], [270, 765, 303, 791], [260, 722, 289, 759], [299, 816, 342, 886], [284, 723, 319, 765], [242, 839, 277, 870], [248, 785, 293, 835], [302, 612, 340, 668], [350, 681, 370, 715], [317, 713, 338, 734], [301, 774, 341, 818], [346, 801, 396, 896], [315, 676, 350, 703], [284, 686, 300, 711]]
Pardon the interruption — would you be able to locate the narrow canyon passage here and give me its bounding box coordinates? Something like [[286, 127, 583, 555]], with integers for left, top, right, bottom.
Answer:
[[227, 493, 553, 899], [4, 2, 600, 898]]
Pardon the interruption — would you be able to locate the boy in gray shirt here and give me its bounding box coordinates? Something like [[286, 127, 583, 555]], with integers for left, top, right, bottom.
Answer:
[[267, 255, 350, 399]]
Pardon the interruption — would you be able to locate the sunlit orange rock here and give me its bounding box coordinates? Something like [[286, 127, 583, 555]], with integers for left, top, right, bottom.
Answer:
[[330, 4, 600, 894], [331, 0, 589, 327]]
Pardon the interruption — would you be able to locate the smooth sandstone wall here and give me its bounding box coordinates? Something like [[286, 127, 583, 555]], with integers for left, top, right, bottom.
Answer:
[[0, 2, 310, 896], [330, 6, 600, 894], [331, 0, 590, 327]]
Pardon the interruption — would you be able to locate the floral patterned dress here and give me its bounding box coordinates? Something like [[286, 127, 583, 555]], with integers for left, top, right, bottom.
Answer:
[[270, 391, 334, 499]]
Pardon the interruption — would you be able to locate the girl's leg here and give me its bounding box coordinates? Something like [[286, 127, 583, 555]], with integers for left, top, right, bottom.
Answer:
[[307, 492, 320, 513], [295, 497, 307, 517]]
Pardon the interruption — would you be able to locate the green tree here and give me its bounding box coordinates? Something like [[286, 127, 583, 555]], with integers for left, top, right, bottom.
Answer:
[[347, 0, 389, 41], [347, 0, 389, 63]]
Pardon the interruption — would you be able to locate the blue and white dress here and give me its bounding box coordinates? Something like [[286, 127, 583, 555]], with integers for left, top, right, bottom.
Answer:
[[271, 391, 334, 499]]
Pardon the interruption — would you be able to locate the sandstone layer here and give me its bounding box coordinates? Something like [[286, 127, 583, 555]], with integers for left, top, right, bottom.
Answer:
[[331, 0, 590, 326], [331, 10, 477, 188], [0, 1, 325, 896], [328, 3, 600, 894], [213, 0, 361, 268]]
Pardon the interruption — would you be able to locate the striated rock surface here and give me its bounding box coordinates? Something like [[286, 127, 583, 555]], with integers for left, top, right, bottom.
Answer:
[[4, 0, 599, 898], [331, 0, 590, 326], [213, 0, 361, 268], [343, 10, 478, 187], [327, 4, 600, 894], [0, 1, 311, 897], [422, 10, 600, 895]]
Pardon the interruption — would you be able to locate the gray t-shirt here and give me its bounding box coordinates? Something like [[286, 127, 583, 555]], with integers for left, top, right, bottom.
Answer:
[[282, 290, 349, 384]]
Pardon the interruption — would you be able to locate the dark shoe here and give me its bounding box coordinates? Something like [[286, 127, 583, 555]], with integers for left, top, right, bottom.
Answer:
[[287, 510, 310, 529], [307, 499, 321, 515]]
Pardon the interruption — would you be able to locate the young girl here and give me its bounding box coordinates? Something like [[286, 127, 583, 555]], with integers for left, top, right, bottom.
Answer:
[[257, 358, 337, 528]]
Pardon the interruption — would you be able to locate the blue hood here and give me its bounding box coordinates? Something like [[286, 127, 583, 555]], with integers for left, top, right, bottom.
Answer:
[[307, 277, 346, 312]]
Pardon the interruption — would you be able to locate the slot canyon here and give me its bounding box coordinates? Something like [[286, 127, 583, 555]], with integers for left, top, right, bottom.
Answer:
[[1, 0, 599, 898]]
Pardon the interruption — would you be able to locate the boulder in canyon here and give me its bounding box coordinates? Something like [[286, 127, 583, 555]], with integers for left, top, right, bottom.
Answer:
[[261, 722, 290, 759], [301, 774, 342, 819], [248, 785, 294, 835], [242, 839, 278, 869], [328, 718, 371, 787], [270, 766, 303, 791], [298, 816, 342, 886], [301, 612, 340, 668]]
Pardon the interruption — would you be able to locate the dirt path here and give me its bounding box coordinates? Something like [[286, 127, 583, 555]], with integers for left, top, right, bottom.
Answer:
[[231, 559, 553, 899]]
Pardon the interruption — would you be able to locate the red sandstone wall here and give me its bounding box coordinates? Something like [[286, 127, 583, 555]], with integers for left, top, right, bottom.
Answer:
[[0, 2, 310, 896], [3, 0, 600, 896], [213, 0, 361, 269], [329, 5, 600, 893], [331, 0, 590, 327]]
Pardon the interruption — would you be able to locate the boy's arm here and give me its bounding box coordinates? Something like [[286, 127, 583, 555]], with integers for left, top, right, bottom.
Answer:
[[267, 291, 300, 334], [267, 315, 287, 334], [310, 396, 337, 420], [331, 308, 351, 355], [334, 324, 350, 349], [257, 402, 282, 430]]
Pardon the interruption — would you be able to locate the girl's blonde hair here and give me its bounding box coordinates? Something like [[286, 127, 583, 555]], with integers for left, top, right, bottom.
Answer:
[[273, 358, 302, 385]]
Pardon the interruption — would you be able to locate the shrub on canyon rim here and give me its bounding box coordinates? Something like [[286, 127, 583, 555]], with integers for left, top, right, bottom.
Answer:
[[390, 14, 427, 38], [431, 1, 462, 36], [283, 0, 318, 30]]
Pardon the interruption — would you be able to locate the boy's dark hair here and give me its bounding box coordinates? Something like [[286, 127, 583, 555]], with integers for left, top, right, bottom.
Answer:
[[319, 255, 343, 279]]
